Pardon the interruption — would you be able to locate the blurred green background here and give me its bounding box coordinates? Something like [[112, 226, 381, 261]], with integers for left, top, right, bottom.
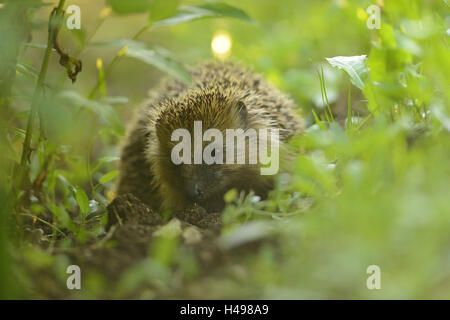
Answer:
[[0, 0, 449, 299]]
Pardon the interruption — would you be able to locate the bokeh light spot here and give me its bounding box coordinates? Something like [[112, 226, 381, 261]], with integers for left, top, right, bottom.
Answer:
[[211, 31, 232, 59]]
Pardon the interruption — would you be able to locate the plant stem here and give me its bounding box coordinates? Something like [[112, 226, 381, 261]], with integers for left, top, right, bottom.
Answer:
[[18, 0, 66, 188], [132, 24, 151, 40], [88, 23, 152, 100]]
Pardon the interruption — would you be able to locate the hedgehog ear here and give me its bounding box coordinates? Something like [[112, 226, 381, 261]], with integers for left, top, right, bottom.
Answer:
[[236, 100, 247, 126]]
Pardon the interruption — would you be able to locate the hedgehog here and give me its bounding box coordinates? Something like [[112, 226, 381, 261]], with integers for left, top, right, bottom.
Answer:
[[116, 62, 303, 212]]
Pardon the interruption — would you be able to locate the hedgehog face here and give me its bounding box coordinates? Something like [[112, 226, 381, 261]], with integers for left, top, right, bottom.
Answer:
[[152, 90, 262, 211], [176, 161, 262, 212], [179, 163, 227, 205]]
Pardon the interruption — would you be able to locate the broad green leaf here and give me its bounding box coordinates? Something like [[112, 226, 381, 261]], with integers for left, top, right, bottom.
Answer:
[[107, 0, 179, 20], [431, 101, 450, 132], [91, 156, 120, 174], [107, 0, 151, 14], [366, 47, 386, 82], [400, 15, 439, 40], [379, 23, 397, 49], [73, 187, 90, 218], [57, 91, 125, 136], [153, 2, 254, 27], [2, 0, 48, 8], [99, 170, 119, 184], [149, 0, 179, 23], [326, 55, 368, 90], [219, 221, 272, 249], [50, 204, 75, 232], [94, 40, 191, 83]]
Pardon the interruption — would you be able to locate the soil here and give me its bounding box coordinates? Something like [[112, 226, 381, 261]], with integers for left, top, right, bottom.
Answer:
[[22, 193, 270, 299]]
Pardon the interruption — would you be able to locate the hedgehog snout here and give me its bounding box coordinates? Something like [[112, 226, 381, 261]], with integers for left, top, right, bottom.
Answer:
[[183, 165, 220, 202], [186, 182, 205, 202]]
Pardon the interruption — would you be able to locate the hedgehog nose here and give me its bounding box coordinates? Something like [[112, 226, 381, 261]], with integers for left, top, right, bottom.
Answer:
[[187, 183, 204, 202]]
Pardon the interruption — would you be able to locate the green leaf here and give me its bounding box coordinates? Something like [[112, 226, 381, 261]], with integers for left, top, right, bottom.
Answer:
[[400, 15, 439, 40], [99, 170, 119, 184], [224, 188, 238, 203], [107, 0, 152, 14], [50, 204, 75, 232], [149, 0, 179, 23], [16, 63, 39, 79], [94, 40, 191, 84], [24, 42, 56, 51], [379, 24, 397, 49], [101, 96, 129, 105], [107, 0, 179, 20], [2, 0, 49, 8], [219, 221, 272, 249], [326, 55, 368, 90], [57, 91, 125, 136], [153, 2, 254, 27], [73, 187, 90, 218], [91, 156, 120, 174]]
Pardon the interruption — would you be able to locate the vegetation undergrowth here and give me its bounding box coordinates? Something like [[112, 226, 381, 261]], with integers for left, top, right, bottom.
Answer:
[[0, 0, 448, 299]]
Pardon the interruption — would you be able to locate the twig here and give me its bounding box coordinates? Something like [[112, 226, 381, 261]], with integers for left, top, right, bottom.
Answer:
[[19, 213, 67, 237], [91, 225, 117, 249]]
